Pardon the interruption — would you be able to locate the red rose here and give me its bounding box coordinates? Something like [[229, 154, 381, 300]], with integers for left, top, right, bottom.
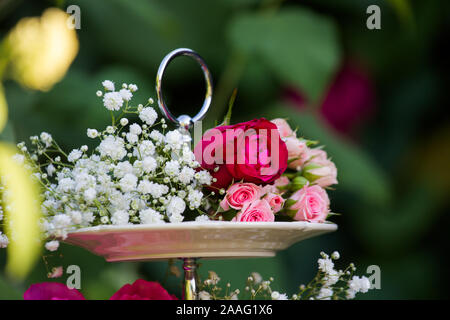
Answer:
[[110, 279, 177, 300], [23, 282, 85, 300], [194, 118, 288, 188]]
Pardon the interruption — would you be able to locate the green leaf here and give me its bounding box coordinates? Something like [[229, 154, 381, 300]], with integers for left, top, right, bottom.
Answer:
[[284, 199, 297, 208], [227, 8, 341, 102], [221, 88, 237, 126], [263, 104, 391, 204]]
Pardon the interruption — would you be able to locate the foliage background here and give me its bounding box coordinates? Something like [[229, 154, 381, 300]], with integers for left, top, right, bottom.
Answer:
[[1, 0, 449, 299]]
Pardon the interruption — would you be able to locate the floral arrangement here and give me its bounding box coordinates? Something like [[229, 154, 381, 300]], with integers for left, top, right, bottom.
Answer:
[[0, 79, 338, 252], [0, 80, 367, 301], [22, 251, 371, 300], [194, 117, 338, 223]]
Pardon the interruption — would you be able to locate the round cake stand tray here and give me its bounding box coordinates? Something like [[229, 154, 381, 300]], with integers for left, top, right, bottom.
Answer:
[[63, 221, 337, 299]]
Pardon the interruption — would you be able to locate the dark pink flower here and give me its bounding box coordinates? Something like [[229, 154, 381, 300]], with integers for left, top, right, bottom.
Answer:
[[110, 279, 177, 300], [194, 118, 288, 188], [23, 282, 85, 300], [284, 62, 374, 135]]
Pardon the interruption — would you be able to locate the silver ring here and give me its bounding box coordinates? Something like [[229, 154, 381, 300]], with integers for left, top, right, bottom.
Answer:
[[156, 48, 213, 130]]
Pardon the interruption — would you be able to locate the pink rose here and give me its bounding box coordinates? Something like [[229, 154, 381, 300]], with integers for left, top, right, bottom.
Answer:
[[288, 185, 330, 223], [271, 118, 294, 138], [194, 118, 288, 188], [303, 149, 338, 187], [24, 282, 85, 300], [221, 183, 261, 210], [284, 137, 308, 170], [233, 199, 275, 222], [110, 279, 177, 300], [264, 193, 284, 213]]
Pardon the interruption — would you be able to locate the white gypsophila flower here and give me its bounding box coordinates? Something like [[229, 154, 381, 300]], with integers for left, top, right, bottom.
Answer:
[[52, 214, 72, 229], [12, 153, 25, 164], [317, 288, 333, 300], [57, 177, 75, 192], [331, 251, 340, 260], [250, 272, 262, 285], [165, 130, 184, 150], [74, 171, 95, 192], [323, 269, 340, 286], [68, 149, 82, 163], [119, 88, 132, 101], [149, 130, 164, 143], [179, 166, 195, 185], [142, 157, 157, 173], [87, 128, 98, 138], [119, 173, 137, 193], [128, 84, 138, 92], [0, 232, 9, 248], [187, 189, 203, 209], [83, 188, 97, 203], [114, 161, 134, 178], [102, 80, 115, 91], [98, 135, 126, 160], [106, 126, 115, 134], [139, 107, 157, 126], [40, 132, 53, 147], [103, 91, 124, 111], [80, 145, 88, 152], [137, 180, 168, 198], [96, 90, 103, 97], [346, 276, 371, 299], [111, 210, 129, 225], [318, 257, 334, 274], [169, 213, 184, 223], [198, 291, 211, 300], [136, 140, 155, 157], [359, 276, 371, 293], [126, 133, 139, 144], [120, 118, 129, 126], [129, 123, 142, 136], [346, 289, 356, 300], [195, 170, 213, 185], [278, 293, 289, 300], [348, 276, 371, 294], [100, 216, 109, 224], [271, 291, 280, 300], [195, 215, 210, 222], [45, 240, 60, 252], [69, 210, 82, 224], [139, 208, 165, 224], [164, 160, 180, 176], [181, 147, 196, 165], [82, 211, 95, 224], [166, 196, 185, 216]]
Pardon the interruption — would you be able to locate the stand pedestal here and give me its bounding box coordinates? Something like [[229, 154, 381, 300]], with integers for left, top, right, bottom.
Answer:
[[182, 258, 199, 300]]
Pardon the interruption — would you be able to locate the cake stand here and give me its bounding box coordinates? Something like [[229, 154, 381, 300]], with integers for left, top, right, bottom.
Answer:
[[62, 49, 338, 299], [63, 221, 337, 299]]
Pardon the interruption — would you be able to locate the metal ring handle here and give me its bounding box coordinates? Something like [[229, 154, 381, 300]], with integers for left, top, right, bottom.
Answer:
[[156, 48, 213, 131]]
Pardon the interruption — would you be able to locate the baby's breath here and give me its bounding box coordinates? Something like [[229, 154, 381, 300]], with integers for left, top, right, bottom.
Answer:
[[4, 80, 213, 251]]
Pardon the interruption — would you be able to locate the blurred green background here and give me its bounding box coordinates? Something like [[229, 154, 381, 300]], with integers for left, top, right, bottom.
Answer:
[[1, 0, 449, 299]]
